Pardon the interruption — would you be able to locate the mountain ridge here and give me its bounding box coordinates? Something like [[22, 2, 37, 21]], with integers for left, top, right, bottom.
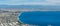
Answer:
[[0, 5, 60, 9]]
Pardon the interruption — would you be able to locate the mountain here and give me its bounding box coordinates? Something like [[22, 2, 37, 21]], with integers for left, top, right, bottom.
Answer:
[[0, 5, 60, 9]]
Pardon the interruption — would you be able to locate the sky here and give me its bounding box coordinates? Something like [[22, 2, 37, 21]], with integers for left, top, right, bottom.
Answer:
[[0, 0, 60, 5]]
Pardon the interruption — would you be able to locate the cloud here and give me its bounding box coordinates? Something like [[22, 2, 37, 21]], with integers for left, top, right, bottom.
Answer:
[[0, 0, 23, 5], [7, 0, 22, 4], [23, 0, 60, 5], [0, 0, 60, 5]]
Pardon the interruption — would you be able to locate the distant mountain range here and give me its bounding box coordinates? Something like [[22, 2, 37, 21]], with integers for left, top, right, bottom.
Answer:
[[0, 5, 60, 11], [0, 5, 60, 9]]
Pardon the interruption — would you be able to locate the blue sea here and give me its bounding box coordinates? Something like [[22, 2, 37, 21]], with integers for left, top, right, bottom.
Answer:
[[19, 11, 60, 26]]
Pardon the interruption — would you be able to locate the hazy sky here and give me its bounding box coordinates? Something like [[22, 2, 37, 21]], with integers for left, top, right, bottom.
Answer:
[[0, 0, 60, 5]]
